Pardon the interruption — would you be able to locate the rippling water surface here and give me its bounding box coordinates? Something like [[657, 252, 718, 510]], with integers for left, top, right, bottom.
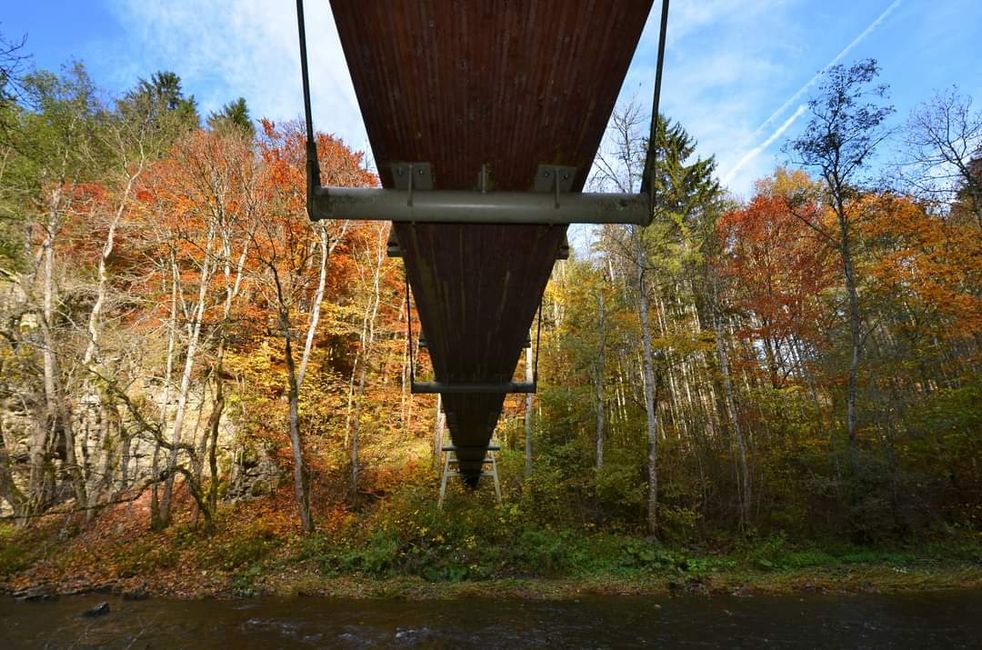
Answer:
[[2, 590, 980, 648]]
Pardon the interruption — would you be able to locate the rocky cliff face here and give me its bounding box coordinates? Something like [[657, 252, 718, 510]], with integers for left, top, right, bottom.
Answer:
[[225, 444, 282, 501], [0, 379, 281, 519]]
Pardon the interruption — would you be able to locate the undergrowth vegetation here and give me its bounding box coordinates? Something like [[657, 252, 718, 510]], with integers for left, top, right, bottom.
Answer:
[[2, 460, 979, 599]]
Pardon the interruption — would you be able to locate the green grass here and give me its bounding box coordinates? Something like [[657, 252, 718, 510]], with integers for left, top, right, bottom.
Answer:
[[0, 523, 45, 576]]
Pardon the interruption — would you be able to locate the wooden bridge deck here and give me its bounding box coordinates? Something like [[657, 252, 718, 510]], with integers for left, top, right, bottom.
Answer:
[[329, 0, 653, 480]]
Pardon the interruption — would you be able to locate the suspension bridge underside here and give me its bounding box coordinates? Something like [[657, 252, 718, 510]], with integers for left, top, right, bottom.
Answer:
[[327, 0, 653, 482]]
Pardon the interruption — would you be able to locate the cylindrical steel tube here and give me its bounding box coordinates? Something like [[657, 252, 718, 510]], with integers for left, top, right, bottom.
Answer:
[[311, 187, 650, 225]]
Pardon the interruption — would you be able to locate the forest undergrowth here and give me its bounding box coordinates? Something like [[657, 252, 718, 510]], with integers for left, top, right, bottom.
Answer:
[[3, 452, 979, 600]]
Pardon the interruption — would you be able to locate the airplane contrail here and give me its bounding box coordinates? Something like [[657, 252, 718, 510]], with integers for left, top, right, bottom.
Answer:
[[723, 105, 807, 185], [722, 0, 903, 186]]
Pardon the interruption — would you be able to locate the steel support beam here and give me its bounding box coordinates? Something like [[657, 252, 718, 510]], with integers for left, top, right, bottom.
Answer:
[[411, 381, 536, 394], [419, 334, 530, 349], [311, 186, 650, 225], [389, 232, 569, 260]]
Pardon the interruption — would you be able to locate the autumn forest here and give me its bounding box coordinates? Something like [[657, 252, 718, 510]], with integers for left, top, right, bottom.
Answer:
[[1, 39, 979, 597]]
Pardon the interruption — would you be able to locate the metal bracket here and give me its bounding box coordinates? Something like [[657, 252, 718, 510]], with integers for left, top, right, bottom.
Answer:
[[391, 162, 433, 191], [534, 164, 576, 208], [533, 164, 576, 193], [477, 163, 491, 192]]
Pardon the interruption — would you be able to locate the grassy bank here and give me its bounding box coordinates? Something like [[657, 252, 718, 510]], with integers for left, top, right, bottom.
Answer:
[[2, 487, 979, 600]]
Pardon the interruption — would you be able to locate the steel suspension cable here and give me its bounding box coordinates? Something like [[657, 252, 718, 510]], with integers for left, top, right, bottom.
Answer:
[[639, 0, 671, 220], [295, 0, 320, 216]]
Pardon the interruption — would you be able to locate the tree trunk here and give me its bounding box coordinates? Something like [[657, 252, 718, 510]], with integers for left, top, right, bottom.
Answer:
[[283, 309, 313, 532], [206, 372, 225, 516], [838, 212, 862, 477], [350, 227, 385, 498], [712, 295, 751, 531], [39, 203, 86, 510], [160, 228, 216, 526], [635, 227, 659, 537], [524, 344, 534, 477], [297, 222, 335, 387], [594, 288, 606, 470], [151, 255, 179, 529], [196, 233, 248, 520]]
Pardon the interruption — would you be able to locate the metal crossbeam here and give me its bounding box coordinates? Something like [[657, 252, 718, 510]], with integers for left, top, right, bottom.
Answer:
[[439, 444, 502, 508], [310, 187, 650, 225], [419, 335, 530, 349], [389, 231, 569, 261], [412, 381, 536, 395]]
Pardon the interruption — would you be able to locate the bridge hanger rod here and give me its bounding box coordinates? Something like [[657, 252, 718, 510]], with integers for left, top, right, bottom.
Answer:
[[296, 0, 321, 219], [639, 0, 671, 225]]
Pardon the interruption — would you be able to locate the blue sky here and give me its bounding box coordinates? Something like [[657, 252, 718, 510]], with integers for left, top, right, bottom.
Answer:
[[4, 1, 981, 200]]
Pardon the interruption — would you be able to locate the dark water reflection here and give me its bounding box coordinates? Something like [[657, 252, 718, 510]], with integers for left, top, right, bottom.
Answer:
[[2, 590, 980, 648]]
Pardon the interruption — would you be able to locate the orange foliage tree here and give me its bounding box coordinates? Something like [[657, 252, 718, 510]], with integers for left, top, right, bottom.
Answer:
[[245, 119, 376, 531], [718, 170, 838, 389]]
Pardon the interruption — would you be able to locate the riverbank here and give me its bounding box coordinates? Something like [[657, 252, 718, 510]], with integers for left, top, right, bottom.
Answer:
[[2, 491, 979, 601], [251, 564, 982, 601], [5, 561, 980, 602]]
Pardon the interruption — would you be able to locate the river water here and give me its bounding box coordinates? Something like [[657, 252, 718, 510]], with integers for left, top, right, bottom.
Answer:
[[2, 590, 980, 648]]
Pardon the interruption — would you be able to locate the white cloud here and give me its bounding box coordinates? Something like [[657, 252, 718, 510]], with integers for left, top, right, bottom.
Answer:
[[723, 104, 806, 186], [106, 0, 370, 154], [601, 0, 907, 200], [718, 0, 903, 194], [609, 0, 805, 199], [748, 0, 902, 141]]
